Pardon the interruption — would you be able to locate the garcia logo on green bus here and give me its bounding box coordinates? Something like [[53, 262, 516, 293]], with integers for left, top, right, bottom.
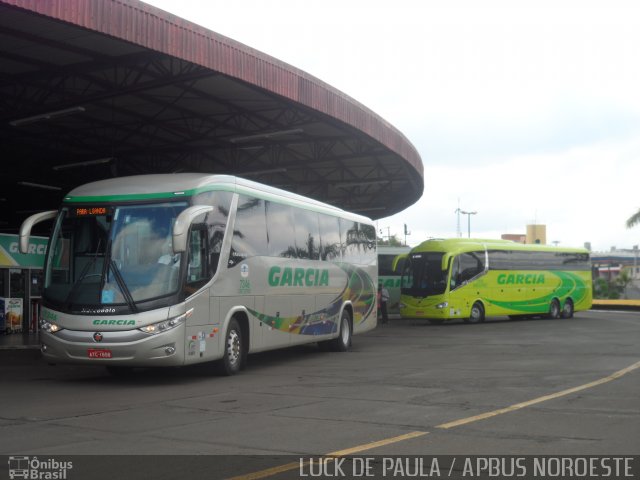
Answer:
[[497, 273, 545, 285], [268, 266, 329, 287]]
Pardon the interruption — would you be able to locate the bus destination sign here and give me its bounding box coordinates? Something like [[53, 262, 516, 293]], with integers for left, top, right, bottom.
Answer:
[[72, 206, 110, 217]]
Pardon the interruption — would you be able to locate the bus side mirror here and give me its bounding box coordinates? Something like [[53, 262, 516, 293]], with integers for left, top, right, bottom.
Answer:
[[19, 210, 57, 254], [172, 205, 213, 253], [392, 253, 408, 273]]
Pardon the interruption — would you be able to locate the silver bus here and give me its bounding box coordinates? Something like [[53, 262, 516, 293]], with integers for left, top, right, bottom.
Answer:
[[20, 174, 377, 375]]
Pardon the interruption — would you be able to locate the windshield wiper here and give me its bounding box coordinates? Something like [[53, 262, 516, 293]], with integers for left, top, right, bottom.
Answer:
[[109, 260, 138, 314], [98, 237, 136, 313]]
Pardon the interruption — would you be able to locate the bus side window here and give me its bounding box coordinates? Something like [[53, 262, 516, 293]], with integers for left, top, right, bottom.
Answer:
[[458, 252, 484, 284], [186, 225, 209, 292], [318, 213, 341, 261], [193, 190, 233, 278], [229, 195, 267, 267], [450, 256, 460, 290]]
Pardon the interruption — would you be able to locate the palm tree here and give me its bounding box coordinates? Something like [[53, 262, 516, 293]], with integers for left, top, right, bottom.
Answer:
[[627, 209, 640, 228]]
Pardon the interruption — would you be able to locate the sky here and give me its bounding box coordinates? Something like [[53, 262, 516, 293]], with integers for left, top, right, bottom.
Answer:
[[144, 0, 640, 252]]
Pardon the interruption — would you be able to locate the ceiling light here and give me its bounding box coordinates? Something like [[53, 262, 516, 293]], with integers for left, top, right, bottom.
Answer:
[[229, 128, 303, 144], [355, 206, 387, 213], [52, 157, 114, 171], [239, 168, 287, 177], [338, 180, 389, 188], [17, 181, 62, 191], [10, 106, 86, 127]]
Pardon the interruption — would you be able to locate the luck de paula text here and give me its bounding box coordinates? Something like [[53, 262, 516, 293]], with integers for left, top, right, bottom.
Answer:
[[298, 456, 635, 478]]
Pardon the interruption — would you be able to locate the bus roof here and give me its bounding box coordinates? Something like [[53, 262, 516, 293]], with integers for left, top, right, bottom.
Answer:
[[410, 238, 589, 255], [63, 173, 373, 223]]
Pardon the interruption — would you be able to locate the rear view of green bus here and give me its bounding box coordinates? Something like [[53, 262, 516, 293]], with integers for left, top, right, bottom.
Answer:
[[399, 239, 592, 323], [377, 245, 410, 314]]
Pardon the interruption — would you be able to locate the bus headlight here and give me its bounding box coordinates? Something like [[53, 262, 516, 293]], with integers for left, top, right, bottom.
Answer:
[[435, 302, 449, 309], [139, 313, 186, 335], [40, 320, 62, 333]]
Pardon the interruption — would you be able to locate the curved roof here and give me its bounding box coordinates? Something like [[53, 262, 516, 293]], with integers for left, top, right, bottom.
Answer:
[[0, 0, 423, 232], [412, 238, 590, 254], [64, 173, 372, 223]]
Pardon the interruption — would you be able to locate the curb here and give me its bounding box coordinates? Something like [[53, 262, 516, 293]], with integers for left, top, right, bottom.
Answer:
[[592, 300, 640, 311]]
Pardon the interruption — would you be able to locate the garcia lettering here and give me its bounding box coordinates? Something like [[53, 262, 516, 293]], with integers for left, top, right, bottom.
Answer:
[[268, 266, 329, 287], [497, 273, 545, 285], [92, 319, 136, 326]]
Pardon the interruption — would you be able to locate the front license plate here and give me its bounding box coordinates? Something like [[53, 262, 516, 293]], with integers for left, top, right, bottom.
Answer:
[[87, 349, 112, 359]]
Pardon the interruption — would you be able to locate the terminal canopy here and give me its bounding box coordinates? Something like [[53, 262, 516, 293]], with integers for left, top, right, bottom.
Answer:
[[0, 0, 424, 232]]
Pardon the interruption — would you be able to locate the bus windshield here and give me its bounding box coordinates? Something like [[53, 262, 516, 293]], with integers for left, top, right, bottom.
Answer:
[[44, 201, 189, 311], [401, 252, 448, 297]]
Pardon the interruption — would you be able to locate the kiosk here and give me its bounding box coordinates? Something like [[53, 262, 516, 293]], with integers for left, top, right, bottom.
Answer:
[[0, 233, 46, 334]]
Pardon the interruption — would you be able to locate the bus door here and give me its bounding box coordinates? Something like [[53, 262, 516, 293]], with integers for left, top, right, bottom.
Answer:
[[182, 223, 214, 359]]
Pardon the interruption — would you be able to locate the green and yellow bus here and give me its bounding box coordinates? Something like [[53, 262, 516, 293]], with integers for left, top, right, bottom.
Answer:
[[399, 238, 592, 323]]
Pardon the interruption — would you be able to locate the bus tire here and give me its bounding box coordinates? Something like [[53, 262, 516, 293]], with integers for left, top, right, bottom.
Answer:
[[561, 299, 574, 319], [547, 299, 561, 319], [218, 318, 244, 375], [330, 310, 352, 352], [467, 302, 485, 324]]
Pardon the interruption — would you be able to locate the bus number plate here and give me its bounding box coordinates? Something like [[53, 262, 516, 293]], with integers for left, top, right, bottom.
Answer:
[[87, 349, 112, 359]]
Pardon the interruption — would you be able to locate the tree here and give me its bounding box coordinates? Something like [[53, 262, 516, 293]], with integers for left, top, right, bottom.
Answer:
[[593, 277, 621, 299], [377, 234, 403, 246], [626, 209, 640, 228], [615, 270, 633, 299]]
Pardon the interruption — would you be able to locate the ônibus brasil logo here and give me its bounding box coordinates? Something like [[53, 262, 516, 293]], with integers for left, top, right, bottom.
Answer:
[[7, 456, 73, 479]]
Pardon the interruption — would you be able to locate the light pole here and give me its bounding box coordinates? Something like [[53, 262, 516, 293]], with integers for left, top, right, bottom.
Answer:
[[460, 210, 477, 238], [379, 226, 391, 243]]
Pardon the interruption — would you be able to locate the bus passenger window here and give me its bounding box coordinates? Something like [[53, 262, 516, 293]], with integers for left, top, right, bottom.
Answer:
[[318, 213, 341, 261], [457, 252, 484, 284], [229, 195, 267, 267], [450, 256, 460, 289]]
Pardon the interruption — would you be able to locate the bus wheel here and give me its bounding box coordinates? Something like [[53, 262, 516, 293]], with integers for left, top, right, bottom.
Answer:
[[547, 299, 561, 319], [467, 302, 485, 324], [218, 318, 243, 375], [561, 299, 574, 319], [331, 310, 352, 352]]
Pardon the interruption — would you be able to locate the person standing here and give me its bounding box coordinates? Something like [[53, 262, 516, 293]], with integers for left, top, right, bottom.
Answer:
[[378, 284, 390, 324]]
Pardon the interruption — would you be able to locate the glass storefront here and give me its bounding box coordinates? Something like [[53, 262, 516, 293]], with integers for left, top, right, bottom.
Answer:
[[0, 234, 48, 334]]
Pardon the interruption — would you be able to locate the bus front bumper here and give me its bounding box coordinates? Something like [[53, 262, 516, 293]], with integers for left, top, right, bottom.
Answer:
[[399, 299, 463, 320], [40, 324, 186, 367]]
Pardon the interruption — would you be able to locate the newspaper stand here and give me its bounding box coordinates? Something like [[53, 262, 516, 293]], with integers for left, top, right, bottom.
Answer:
[[0, 297, 23, 334]]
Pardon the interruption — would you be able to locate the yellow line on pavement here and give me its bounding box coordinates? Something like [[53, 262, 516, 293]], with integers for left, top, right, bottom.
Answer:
[[436, 359, 640, 429], [226, 431, 428, 480], [228, 359, 640, 479], [324, 430, 428, 457]]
